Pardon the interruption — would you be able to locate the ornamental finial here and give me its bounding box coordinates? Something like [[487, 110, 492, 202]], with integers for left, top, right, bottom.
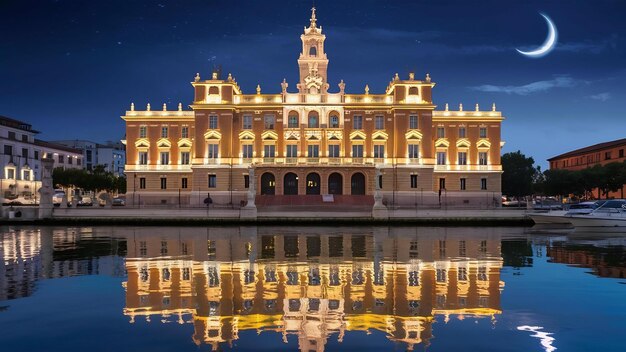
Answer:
[[475, 103, 479, 112], [256, 84, 261, 94], [178, 103, 182, 111], [130, 102, 135, 111], [394, 73, 399, 81], [194, 73, 200, 82], [365, 84, 370, 95], [459, 103, 463, 111], [409, 72, 415, 80], [445, 103, 449, 111], [426, 73, 431, 82], [492, 103, 496, 111], [162, 103, 167, 111], [146, 103, 151, 111], [310, 7, 317, 28], [227, 73, 233, 81]]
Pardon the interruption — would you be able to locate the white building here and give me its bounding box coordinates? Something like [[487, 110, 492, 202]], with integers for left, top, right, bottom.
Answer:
[[1, 115, 83, 204], [52, 139, 126, 176]]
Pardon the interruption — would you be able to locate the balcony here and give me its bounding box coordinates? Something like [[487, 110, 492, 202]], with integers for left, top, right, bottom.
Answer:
[[351, 157, 364, 165], [263, 157, 275, 164], [328, 157, 341, 165], [307, 157, 320, 164], [285, 157, 297, 165]]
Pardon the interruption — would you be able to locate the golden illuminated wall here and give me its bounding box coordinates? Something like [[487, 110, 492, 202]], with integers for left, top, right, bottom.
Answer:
[[122, 229, 503, 351]]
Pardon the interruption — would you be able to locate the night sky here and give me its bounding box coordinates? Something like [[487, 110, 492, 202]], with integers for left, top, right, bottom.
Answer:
[[1, 0, 625, 167]]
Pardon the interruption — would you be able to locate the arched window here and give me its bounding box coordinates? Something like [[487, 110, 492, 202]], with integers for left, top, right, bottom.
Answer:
[[329, 115, 339, 128], [308, 111, 319, 128], [309, 45, 317, 57], [208, 86, 219, 95]]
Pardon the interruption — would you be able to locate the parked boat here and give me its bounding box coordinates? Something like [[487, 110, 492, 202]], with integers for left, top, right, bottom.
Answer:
[[569, 200, 626, 229], [528, 201, 600, 225]]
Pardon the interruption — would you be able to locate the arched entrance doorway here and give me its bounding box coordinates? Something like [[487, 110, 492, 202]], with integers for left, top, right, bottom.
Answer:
[[284, 173, 298, 195], [261, 173, 275, 195], [351, 172, 366, 195], [306, 173, 321, 195], [328, 173, 343, 195]]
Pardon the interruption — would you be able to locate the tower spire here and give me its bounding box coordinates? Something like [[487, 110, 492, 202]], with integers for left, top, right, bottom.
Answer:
[[310, 7, 317, 28]]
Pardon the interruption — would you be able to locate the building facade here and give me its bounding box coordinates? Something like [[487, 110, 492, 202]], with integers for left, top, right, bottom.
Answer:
[[548, 138, 626, 198], [0, 115, 83, 204], [122, 8, 504, 207], [53, 139, 126, 176]]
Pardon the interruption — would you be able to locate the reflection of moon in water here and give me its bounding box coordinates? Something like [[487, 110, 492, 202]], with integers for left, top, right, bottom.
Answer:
[[517, 13, 558, 58]]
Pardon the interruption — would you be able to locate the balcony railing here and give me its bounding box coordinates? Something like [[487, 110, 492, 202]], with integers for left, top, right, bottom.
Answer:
[[307, 157, 319, 164], [285, 157, 297, 165]]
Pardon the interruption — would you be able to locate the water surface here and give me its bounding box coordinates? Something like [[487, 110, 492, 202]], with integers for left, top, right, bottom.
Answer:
[[1, 226, 625, 351]]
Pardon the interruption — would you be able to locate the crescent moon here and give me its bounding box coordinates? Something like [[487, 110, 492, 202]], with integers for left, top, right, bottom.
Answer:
[[516, 13, 558, 58]]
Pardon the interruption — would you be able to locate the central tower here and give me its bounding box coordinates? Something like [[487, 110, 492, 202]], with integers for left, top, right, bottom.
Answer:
[[297, 7, 329, 95]]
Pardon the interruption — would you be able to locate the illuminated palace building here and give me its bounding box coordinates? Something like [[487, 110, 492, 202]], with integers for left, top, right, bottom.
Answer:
[[123, 227, 504, 351], [122, 8, 504, 206]]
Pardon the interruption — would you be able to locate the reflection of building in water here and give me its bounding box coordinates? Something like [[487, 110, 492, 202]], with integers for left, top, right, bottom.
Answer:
[[0, 228, 124, 301], [123, 227, 504, 351], [547, 242, 626, 279]]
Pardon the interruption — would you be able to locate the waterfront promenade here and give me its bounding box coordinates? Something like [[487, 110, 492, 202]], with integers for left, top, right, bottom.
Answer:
[[1, 205, 530, 225]]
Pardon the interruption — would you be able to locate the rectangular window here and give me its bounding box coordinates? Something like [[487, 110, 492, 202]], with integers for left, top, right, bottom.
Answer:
[[181, 177, 188, 189], [479, 152, 488, 165], [375, 115, 384, 130], [286, 144, 298, 157], [439, 178, 446, 190], [460, 178, 466, 190], [207, 144, 218, 159], [620, 149, 624, 158], [34, 150, 39, 160], [436, 151, 446, 165], [68, 157, 73, 165], [208, 174, 217, 188], [8, 131, 15, 140], [160, 152, 169, 165], [605, 151, 611, 160], [4, 145, 12, 155], [6, 168, 15, 179], [181, 126, 189, 138], [352, 144, 363, 157], [328, 144, 339, 158], [408, 144, 419, 159], [481, 178, 487, 190], [244, 175, 250, 189], [458, 127, 466, 138], [86, 150, 92, 162], [160, 177, 167, 189], [264, 144, 275, 157], [242, 144, 253, 158], [458, 152, 467, 165], [22, 148, 28, 158], [209, 115, 218, 129], [308, 144, 319, 157], [409, 115, 418, 129], [479, 127, 487, 138], [139, 126, 147, 138], [437, 127, 445, 138], [243, 115, 253, 129], [288, 115, 298, 128], [22, 134, 28, 142], [353, 115, 363, 130], [161, 126, 168, 138], [138, 152, 148, 165], [140, 177, 146, 189], [264, 115, 275, 129], [374, 144, 385, 158], [58, 155, 64, 163], [180, 152, 190, 164], [410, 174, 418, 189]]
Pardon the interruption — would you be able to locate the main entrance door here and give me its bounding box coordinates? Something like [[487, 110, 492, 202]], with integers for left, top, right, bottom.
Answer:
[[284, 172, 298, 195], [351, 172, 366, 195], [306, 173, 321, 195], [328, 173, 343, 195], [261, 173, 275, 195]]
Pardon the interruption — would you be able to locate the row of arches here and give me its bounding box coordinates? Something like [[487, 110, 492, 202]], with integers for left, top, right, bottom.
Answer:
[[260, 172, 365, 195], [287, 110, 341, 128]]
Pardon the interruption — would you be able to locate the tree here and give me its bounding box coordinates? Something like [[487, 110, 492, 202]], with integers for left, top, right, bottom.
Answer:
[[501, 151, 536, 198]]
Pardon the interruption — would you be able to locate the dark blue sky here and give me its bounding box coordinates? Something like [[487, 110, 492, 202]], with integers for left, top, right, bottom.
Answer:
[[1, 0, 625, 167]]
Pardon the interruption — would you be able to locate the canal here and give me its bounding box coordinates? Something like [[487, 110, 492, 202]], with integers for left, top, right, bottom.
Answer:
[[1, 226, 625, 351]]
